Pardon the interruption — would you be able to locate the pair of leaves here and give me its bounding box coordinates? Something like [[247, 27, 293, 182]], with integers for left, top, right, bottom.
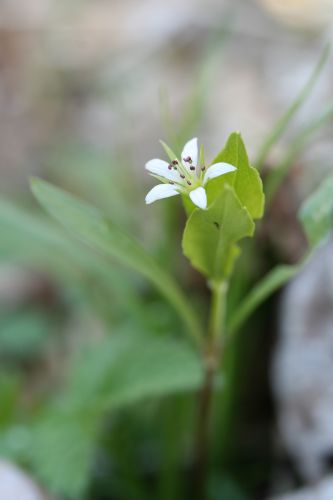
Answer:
[[183, 133, 264, 282]]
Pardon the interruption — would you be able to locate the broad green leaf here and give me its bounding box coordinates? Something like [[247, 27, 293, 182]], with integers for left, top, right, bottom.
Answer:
[[255, 45, 330, 169], [183, 184, 254, 281], [229, 175, 333, 333], [64, 332, 203, 413], [299, 176, 333, 247], [31, 178, 203, 344], [31, 332, 203, 496], [209, 132, 264, 220]]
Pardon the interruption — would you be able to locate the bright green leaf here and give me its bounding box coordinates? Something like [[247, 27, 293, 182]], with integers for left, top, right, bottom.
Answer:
[[182, 184, 254, 281], [209, 132, 264, 220]]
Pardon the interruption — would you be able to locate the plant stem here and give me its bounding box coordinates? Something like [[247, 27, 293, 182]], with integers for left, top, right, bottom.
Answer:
[[192, 281, 227, 499]]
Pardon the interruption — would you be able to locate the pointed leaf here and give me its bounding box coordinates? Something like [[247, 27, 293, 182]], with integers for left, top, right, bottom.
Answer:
[[209, 132, 264, 220]]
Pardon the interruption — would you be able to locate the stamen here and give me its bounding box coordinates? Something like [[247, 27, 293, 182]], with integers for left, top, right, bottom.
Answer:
[[183, 156, 192, 163], [187, 181, 192, 185], [168, 164, 173, 170], [169, 181, 175, 185], [190, 166, 195, 171], [172, 160, 178, 165], [201, 166, 206, 171], [180, 174, 185, 179]]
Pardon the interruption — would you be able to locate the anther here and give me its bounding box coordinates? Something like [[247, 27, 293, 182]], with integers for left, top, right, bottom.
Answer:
[[187, 181, 192, 185], [190, 166, 195, 171], [180, 174, 185, 179], [183, 156, 192, 163], [169, 181, 175, 185], [168, 164, 173, 170], [201, 166, 206, 171], [172, 160, 178, 165]]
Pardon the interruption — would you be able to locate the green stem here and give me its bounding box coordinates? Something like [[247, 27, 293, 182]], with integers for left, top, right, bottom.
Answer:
[[192, 280, 228, 500], [208, 281, 228, 346]]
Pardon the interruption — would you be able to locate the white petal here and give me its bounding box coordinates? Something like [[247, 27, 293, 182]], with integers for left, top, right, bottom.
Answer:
[[189, 187, 207, 209], [145, 159, 179, 182], [145, 184, 180, 204], [203, 162, 236, 184], [181, 138, 198, 169]]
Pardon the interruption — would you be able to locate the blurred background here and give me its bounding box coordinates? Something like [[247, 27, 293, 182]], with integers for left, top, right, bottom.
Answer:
[[0, 1, 333, 499]]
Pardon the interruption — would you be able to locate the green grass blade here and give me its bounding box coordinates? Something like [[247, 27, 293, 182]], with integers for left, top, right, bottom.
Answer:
[[256, 44, 330, 169]]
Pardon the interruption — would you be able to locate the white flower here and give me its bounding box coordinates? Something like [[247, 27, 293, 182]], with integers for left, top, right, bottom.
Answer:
[[145, 138, 236, 209]]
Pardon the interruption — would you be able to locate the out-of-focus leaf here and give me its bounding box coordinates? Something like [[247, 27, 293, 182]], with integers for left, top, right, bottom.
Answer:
[[209, 475, 250, 500], [0, 425, 32, 462], [0, 198, 143, 323], [0, 373, 22, 427], [31, 415, 98, 498], [209, 132, 264, 220], [31, 179, 203, 344], [0, 309, 50, 360], [299, 176, 333, 247], [255, 45, 330, 169], [229, 175, 333, 333], [183, 185, 254, 281], [63, 332, 203, 413], [47, 144, 140, 230], [31, 332, 203, 496]]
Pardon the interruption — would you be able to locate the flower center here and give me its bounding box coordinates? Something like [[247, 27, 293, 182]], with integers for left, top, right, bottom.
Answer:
[[165, 156, 205, 192]]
